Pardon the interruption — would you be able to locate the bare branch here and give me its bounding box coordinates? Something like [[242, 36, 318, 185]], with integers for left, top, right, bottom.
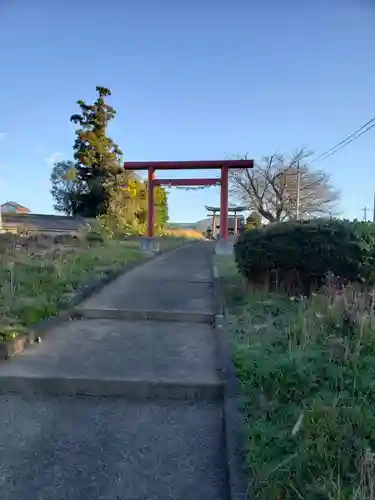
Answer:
[[229, 149, 340, 222]]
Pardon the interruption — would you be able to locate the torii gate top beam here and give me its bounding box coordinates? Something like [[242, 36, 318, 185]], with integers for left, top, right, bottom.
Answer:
[[205, 205, 247, 213], [123, 159, 253, 170]]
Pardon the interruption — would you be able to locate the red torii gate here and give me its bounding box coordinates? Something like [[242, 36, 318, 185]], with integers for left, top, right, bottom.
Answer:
[[123, 159, 253, 240]]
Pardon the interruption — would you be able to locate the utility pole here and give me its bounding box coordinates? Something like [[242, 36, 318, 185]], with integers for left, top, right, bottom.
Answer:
[[373, 192, 375, 223], [296, 161, 301, 221], [362, 206, 369, 222]]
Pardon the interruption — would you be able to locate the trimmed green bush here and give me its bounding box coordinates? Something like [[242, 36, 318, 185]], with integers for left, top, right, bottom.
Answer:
[[349, 220, 375, 284], [234, 219, 364, 294]]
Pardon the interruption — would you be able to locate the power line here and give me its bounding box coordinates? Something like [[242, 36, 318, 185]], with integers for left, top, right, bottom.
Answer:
[[311, 117, 375, 163], [309, 116, 375, 165], [315, 121, 375, 163]]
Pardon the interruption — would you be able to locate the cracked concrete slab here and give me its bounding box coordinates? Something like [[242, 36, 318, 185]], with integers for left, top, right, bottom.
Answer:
[[80, 243, 214, 312], [82, 280, 213, 312], [74, 307, 214, 324], [0, 319, 220, 394], [0, 394, 228, 500]]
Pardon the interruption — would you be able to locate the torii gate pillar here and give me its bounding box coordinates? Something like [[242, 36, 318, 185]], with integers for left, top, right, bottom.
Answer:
[[147, 167, 155, 238], [219, 165, 229, 241]]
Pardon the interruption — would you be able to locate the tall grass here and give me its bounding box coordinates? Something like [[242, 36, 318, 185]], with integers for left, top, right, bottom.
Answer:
[[216, 256, 375, 500], [0, 230, 191, 342], [162, 228, 203, 239], [0, 235, 143, 342]]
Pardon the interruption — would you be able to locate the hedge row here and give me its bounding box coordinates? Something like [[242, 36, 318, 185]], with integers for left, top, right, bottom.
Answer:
[[234, 219, 375, 294]]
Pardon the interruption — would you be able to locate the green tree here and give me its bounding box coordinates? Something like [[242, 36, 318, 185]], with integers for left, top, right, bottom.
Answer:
[[70, 86, 124, 217], [98, 175, 169, 236], [50, 160, 81, 215], [134, 181, 169, 231], [154, 185, 169, 230], [68, 85, 169, 234]]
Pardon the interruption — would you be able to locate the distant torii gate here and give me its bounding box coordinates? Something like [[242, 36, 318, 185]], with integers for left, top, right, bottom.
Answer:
[[123, 160, 253, 240], [205, 205, 247, 238]]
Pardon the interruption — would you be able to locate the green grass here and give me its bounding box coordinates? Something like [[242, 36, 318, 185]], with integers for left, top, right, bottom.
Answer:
[[216, 255, 375, 500], [0, 239, 145, 342], [0, 233, 191, 342]]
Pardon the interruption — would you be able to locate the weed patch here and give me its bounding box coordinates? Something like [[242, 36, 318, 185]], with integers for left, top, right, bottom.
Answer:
[[216, 255, 375, 500], [0, 235, 144, 342]]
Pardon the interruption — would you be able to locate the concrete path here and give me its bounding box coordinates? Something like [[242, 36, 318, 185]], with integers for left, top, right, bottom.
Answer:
[[0, 242, 229, 500]]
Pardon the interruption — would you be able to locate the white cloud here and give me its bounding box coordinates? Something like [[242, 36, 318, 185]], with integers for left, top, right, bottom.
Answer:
[[45, 152, 62, 165], [0, 132, 6, 140]]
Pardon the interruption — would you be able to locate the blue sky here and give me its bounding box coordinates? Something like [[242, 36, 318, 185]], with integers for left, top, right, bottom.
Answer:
[[0, 0, 374, 222]]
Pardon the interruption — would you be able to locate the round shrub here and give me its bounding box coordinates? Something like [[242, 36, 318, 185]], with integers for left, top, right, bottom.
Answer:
[[234, 219, 363, 294], [348, 220, 375, 284]]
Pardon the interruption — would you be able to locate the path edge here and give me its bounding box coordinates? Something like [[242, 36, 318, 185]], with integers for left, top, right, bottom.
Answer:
[[0, 240, 194, 361], [212, 258, 249, 500]]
